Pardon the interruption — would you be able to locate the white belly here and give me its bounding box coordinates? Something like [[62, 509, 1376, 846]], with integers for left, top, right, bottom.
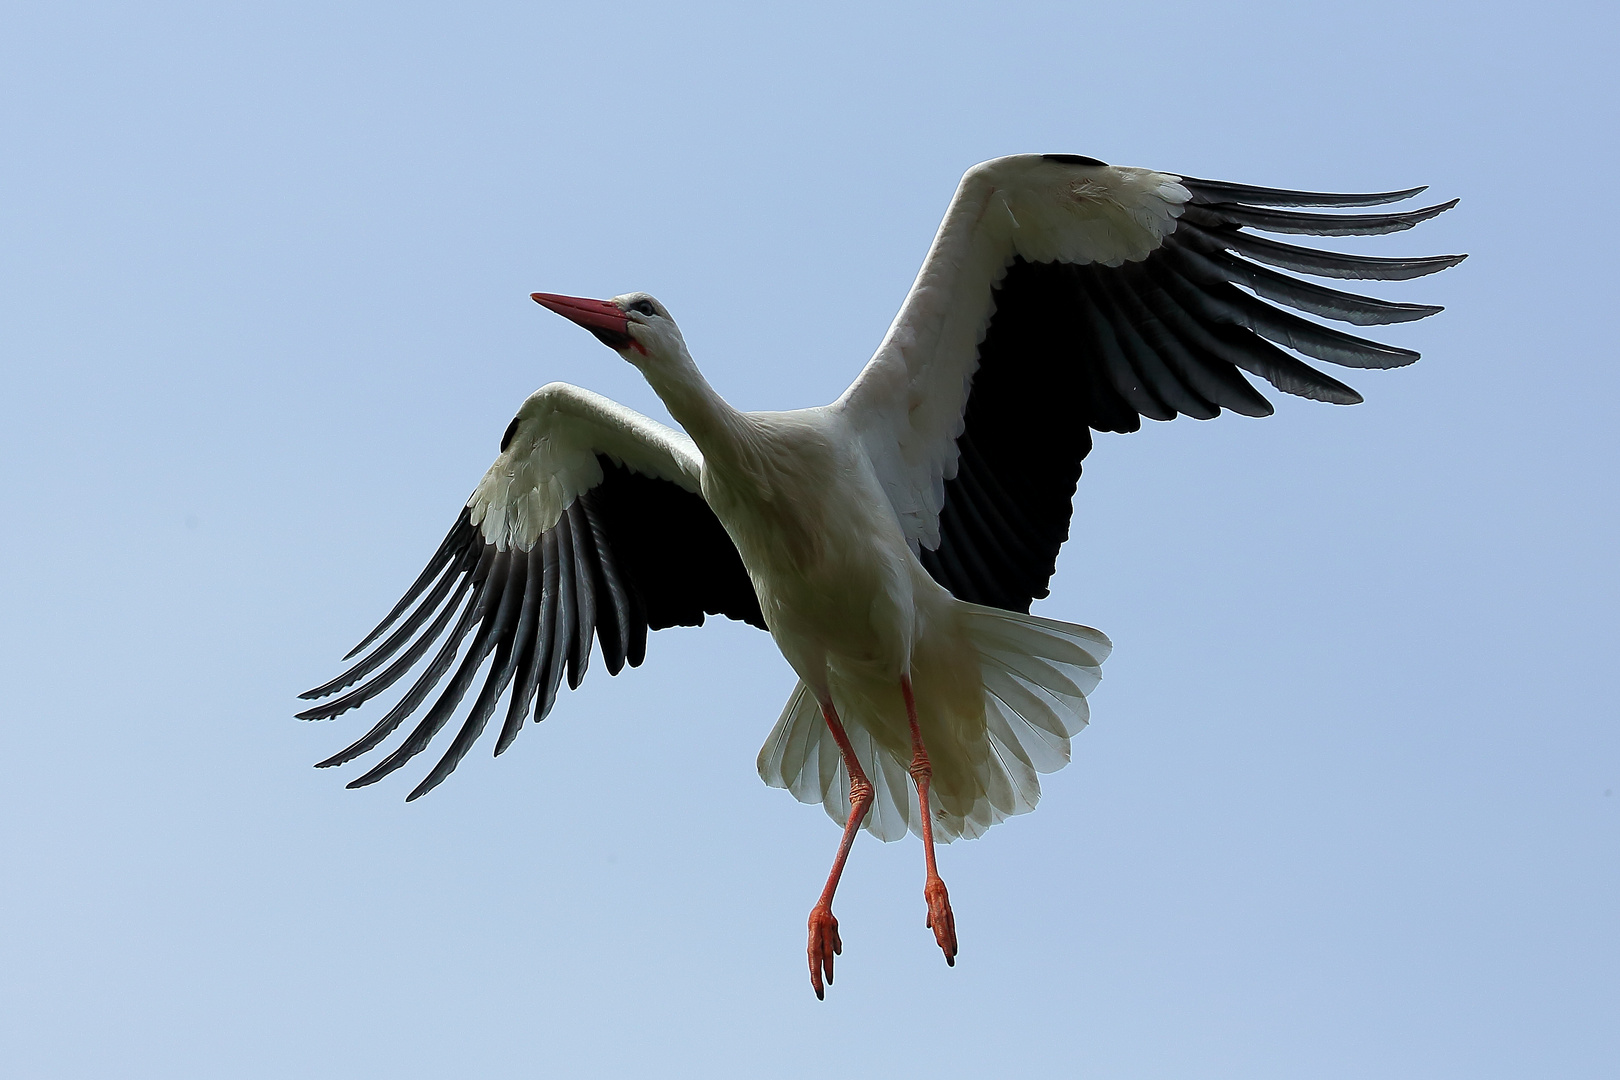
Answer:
[[697, 411, 932, 681]]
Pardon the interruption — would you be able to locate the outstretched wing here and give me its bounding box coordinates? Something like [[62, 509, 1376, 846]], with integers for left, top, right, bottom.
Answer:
[[839, 153, 1464, 613], [298, 382, 765, 800]]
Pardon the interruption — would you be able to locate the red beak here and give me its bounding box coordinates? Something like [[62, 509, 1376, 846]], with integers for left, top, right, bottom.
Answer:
[[531, 292, 635, 351]]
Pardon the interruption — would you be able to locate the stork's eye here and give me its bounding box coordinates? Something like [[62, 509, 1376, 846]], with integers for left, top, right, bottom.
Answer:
[[629, 300, 657, 317]]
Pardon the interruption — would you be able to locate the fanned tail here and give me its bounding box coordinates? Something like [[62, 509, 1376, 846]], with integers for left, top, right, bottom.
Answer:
[[754, 685, 922, 842], [756, 602, 1110, 842]]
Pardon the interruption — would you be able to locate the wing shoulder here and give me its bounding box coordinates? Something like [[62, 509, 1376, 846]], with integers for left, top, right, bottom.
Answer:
[[470, 381, 702, 552], [837, 155, 1191, 549]]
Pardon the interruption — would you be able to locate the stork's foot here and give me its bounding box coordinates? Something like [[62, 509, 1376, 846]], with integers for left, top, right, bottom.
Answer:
[[807, 903, 843, 1000], [925, 875, 957, 966]]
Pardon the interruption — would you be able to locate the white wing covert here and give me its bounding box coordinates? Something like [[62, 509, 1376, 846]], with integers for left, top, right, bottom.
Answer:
[[298, 382, 765, 800], [838, 154, 1463, 614]]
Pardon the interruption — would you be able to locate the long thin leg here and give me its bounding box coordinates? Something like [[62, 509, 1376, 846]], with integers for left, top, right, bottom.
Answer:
[[807, 698, 874, 1000], [902, 674, 958, 965]]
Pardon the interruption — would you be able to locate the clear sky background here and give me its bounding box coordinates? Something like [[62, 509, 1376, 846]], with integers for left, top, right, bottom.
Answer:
[[1, 1, 1615, 1077]]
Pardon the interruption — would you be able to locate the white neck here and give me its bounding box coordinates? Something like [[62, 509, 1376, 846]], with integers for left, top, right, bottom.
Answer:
[[636, 342, 759, 476]]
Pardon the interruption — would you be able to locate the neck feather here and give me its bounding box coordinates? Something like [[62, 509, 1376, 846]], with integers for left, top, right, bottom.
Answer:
[[639, 348, 754, 469]]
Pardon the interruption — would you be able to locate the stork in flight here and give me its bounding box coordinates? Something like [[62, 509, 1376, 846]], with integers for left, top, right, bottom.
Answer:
[[299, 154, 1462, 998]]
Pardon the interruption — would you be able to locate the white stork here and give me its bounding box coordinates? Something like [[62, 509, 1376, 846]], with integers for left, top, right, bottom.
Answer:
[[299, 154, 1462, 997]]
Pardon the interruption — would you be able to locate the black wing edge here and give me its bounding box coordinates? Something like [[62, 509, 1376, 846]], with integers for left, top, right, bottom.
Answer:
[[297, 456, 764, 801], [920, 173, 1466, 613]]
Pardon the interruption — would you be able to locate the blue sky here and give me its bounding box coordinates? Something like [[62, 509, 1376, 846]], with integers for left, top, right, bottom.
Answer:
[[1, 1, 1615, 1077]]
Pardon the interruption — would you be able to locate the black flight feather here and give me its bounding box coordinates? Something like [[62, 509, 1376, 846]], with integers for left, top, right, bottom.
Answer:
[[1177, 176, 1428, 208]]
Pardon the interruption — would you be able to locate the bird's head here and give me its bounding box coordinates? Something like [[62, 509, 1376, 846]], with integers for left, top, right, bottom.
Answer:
[[530, 291, 688, 370]]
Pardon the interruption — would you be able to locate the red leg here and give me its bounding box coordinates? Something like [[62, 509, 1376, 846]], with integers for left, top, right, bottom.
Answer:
[[902, 675, 958, 965], [807, 698, 874, 1000]]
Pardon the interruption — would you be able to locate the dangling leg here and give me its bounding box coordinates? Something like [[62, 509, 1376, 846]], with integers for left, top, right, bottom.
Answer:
[[807, 697, 874, 1000], [902, 674, 958, 965]]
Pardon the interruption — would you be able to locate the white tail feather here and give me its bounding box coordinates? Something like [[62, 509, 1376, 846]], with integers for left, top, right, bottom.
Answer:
[[757, 602, 1111, 842]]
